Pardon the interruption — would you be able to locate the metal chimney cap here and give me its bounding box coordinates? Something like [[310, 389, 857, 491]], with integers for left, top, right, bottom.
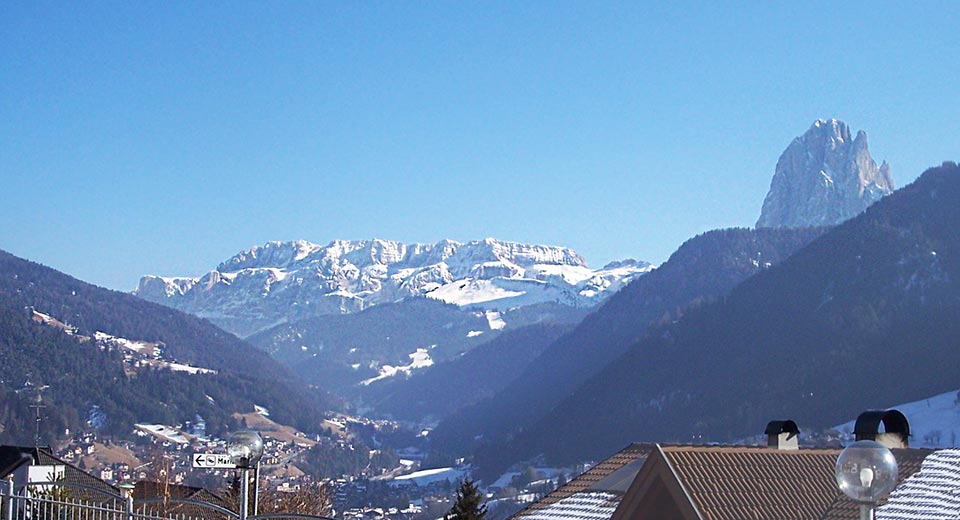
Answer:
[[854, 410, 910, 438], [764, 420, 800, 436]]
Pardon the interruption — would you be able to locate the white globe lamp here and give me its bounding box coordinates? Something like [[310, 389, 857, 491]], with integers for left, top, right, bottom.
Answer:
[[836, 440, 898, 519], [227, 430, 264, 520]]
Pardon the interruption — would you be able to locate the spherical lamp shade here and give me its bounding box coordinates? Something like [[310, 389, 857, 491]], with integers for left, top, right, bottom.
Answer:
[[227, 430, 264, 469], [835, 440, 898, 503]]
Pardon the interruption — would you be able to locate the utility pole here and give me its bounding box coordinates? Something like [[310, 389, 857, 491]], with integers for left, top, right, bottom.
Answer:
[[29, 390, 46, 448]]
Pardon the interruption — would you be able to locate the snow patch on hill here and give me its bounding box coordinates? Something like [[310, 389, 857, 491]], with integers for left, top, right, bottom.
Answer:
[[32, 307, 219, 376], [391, 466, 469, 486], [134, 424, 190, 444], [361, 347, 436, 386], [485, 311, 506, 330], [427, 278, 527, 307], [833, 388, 960, 448]]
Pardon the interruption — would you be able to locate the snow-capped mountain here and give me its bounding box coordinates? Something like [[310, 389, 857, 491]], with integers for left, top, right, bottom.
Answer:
[[135, 238, 653, 337], [757, 118, 895, 228]]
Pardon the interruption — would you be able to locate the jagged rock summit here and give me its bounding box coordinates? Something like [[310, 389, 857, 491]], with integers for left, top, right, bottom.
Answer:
[[135, 238, 653, 337], [757, 118, 894, 228]]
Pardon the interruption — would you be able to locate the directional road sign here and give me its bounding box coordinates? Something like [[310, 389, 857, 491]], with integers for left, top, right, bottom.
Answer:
[[192, 453, 236, 469]]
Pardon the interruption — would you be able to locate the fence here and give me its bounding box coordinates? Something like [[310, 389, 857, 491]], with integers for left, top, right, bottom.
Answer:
[[2, 480, 332, 520]]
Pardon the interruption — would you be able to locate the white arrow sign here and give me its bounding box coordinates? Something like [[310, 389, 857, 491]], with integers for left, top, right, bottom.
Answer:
[[192, 453, 236, 469]]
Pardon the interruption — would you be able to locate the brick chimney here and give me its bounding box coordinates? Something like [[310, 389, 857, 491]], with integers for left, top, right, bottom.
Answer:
[[854, 409, 910, 449], [764, 420, 799, 450]]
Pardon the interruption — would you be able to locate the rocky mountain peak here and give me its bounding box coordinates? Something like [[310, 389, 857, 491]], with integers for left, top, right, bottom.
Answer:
[[811, 117, 851, 145], [756, 118, 895, 228], [134, 238, 652, 337]]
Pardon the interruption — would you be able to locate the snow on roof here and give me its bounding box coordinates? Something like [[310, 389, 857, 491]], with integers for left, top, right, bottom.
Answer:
[[515, 491, 619, 520], [878, 450, 960, 520]]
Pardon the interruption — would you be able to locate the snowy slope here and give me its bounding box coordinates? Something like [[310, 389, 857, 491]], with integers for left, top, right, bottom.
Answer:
[[31, 309, 218, 375], [136, 238, 653, 337], [833, 388, 960, 448]]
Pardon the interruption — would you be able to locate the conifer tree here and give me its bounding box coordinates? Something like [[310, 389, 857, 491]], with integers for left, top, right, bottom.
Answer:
[[447, 478, 487, 520]]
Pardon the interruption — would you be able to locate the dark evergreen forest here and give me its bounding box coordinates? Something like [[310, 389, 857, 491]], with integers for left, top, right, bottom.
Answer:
[[431, 225, 827, 460], [0, 250, 330, 444], [476, 162, 960, 473]]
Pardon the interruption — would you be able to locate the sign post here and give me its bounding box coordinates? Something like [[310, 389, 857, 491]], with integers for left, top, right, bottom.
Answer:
[[192, 453, 236, 469]]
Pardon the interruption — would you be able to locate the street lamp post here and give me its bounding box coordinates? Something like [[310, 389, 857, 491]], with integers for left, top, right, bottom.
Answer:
[[228, 430, 264, 520], [119, 482, 135, 520], [253, 460, 261, 516], [835, 440, 898, 520]]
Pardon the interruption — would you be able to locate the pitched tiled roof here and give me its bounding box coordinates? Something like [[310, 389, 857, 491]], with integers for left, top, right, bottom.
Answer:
[[512, 443, 654, 520], [0, 445, 120, 501], [0, 446, 34, 477], [662, 446, 842, 520], [135, 480, 234, 519], [135, 480, 229, 506], [650, 445, 933, 520], [36, 446, 121, 500], [522, 443, 936, 520]]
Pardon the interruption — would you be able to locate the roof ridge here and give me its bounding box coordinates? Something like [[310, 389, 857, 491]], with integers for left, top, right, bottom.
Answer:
[[657, 444, 704, 520]]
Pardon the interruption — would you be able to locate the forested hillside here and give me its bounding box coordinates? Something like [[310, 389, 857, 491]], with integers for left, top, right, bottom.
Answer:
[[487, 162, 960, 469], [432, 226, 826, 459], [248, 297, 493, 391], [364, 322, 574, 421], [0, 250, 329, 443]]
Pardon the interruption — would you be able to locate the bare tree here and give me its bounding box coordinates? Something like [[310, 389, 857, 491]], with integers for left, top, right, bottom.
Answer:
[[258, 482, 332, 517], [221, 475, 332, 517]]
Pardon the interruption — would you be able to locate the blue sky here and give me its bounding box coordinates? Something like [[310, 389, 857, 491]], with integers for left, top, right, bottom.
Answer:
[[2, 2, 958, 291]]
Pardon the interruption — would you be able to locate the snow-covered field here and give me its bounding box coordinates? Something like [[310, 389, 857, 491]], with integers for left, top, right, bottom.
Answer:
[[485, 310, 506, 330], [164, 361, 216, 374], [833, 388, 960, 448], [95, 330, 217, 375], [32, 309, 217, 376], [134, 424, 190, 444], [391, 466, 469, 486], [427, 278, 527, 307], [361, 347, 435, 385]]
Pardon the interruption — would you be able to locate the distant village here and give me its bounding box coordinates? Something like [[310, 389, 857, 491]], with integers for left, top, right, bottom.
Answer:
[[6, 407, 960, 520], [4, 405, 580, 520]]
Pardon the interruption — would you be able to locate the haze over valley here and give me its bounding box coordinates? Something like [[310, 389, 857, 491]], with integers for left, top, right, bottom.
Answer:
[[3, 4, 959, 519]]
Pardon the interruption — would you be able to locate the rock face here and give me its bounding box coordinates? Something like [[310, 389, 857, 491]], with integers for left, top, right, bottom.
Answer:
[[135, 238, 653, 337], [757, 118, 894, 228]]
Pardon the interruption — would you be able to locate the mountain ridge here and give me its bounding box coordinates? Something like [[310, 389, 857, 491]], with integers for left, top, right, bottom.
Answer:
[[497, 161, 960, 469], [136, 238, 652, 338]]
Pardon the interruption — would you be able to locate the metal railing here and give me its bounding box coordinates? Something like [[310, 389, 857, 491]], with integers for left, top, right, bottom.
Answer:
[[2, 479, 333, 520]]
